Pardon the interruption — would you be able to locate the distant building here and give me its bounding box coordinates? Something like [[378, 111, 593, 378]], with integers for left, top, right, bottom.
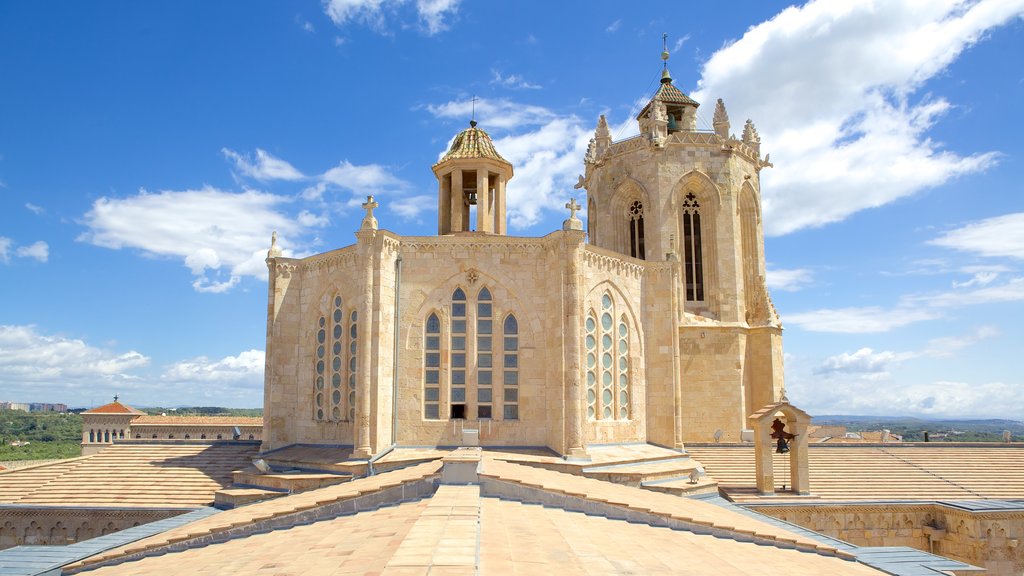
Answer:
[[80, 397, 262, 456], [0, 402, 30, 412]]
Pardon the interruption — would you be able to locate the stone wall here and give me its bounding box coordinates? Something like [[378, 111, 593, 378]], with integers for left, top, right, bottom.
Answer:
[[0, 507, 188, 550], [751, 502, 1024, 576]]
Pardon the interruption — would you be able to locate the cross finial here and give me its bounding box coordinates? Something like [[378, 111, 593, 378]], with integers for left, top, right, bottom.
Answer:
[[360, 195, 379, 230], [565, 198, 581, 219], [470, 96, 479, 126], [113, 394, 119, 403]]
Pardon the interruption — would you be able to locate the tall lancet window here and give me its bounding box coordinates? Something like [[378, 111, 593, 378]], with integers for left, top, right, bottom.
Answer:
[[450, 288, 468, 419], [314, 295, 356, 422], [681, 192, 704, 301], [585, 293, 631, 420], [476, 288, 493, 419], [628, 200, 645, 260], [423, 313, 441, 419]]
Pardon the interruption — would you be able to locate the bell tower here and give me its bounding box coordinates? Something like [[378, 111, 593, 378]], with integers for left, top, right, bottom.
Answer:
[[432, 121, 513, 235]]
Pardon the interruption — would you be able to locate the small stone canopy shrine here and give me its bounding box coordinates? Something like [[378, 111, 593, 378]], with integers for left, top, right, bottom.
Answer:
[[748, 399, 811, 495]]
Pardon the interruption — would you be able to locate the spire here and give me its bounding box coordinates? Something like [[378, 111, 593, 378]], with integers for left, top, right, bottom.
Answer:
[[713, 99, 731, 139], [267, 231, 282, 258], [595, 114, 611, 141], [661, 32, 672, 84], [742, 119, 761, 156]]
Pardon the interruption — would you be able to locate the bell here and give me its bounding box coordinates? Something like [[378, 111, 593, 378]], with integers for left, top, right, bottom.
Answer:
[[776, 437, 790, 454], [465, 188, 478, 205]]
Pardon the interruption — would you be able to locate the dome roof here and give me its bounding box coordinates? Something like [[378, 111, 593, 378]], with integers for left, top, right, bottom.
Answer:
[[434, 121, 511, 167]]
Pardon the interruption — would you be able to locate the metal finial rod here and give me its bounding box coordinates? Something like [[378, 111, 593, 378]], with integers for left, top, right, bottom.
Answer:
[[662, 33, 669, 69], [470, 95, 479, 123]]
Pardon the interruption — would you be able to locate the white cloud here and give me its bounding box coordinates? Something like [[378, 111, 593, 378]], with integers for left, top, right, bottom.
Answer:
[[222, 148, 304, 181], [784, 306, 939, 333], [25, 203, 44, 215], [15, 240, 49, 263], [490, 70, 542, 90], [952, 270, 999, 288], [320, 160, 411, 197], [162, 349, 264, 387], [672, 35, 690, 53], [79, 187, 299, 291], [930, 212, 1024, 260], [427, 98, 557, 130], [766, 266, 813, 291], [415, 0, 460, 34], [389, 194, 434, 221], [0, 325, 150, 385], [924, 325, 998, 357], [691, 0, 1022, 236], [298, 210, 330, 227], [909, 276, 1024, 308], [323, 0, 461, 35], [815, 347, 911, 380], [605, 19, 621, 33], [1, 237, 49, 264]]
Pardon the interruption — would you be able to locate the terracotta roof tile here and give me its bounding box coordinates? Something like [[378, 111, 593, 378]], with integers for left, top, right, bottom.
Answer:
[[82, 401, 146, 415], [434, 123, 510, 167]]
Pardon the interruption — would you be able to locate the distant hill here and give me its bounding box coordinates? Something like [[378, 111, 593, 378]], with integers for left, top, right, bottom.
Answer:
[[812, 415, 1024, 442]]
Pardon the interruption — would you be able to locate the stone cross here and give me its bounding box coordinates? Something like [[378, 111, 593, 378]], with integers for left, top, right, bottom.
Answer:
[[361, 195, 379, 230], [113, 394, 119, 403], [565, 198, 581, 220]]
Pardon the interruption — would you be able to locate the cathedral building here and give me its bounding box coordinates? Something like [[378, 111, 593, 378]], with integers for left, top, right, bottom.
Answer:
[[261, 52, 784, 459]]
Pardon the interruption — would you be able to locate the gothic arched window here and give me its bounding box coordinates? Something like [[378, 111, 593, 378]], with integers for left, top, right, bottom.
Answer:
[[503, 314, 519, 420], [314, 294, 356, 422], [424, 313, 441, 419], [628, 201, 645, 260], [450, 288, 467, 419], [681, 192, 704, 301], [476, 288, 493, 419], [585, 293, 631, 420]]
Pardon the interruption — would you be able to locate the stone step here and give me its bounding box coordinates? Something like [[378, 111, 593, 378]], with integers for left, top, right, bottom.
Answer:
[[214, 487, 287, 509], [640, 475, 720, 497], [232, 467, 353, 492], [582, 457, 702, 486]]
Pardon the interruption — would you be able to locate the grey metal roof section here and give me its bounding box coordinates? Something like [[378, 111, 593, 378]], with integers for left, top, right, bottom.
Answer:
[[0, 507, 219, 576], [937, 499, 1024, 512], [688, 493, 983, 574]]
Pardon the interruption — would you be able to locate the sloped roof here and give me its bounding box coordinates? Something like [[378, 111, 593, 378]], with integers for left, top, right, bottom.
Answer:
[[0, 443, 258, 507], [637, 77, 700, 120], [71, 471, 884, 575], [82, 400, 145, 415], [434, 121, 511, 167], [686, 444, 1024, 501]]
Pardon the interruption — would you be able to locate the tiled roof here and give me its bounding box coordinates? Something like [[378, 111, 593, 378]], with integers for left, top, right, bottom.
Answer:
[[132, 415, 263, 426], [653, 80, 699, 106], [82, 401, 145, 415], [68, 476, 886, 575], [434, 122, 511, 166], [0, 443, 258, 507], [686, 444, 1024, 501]]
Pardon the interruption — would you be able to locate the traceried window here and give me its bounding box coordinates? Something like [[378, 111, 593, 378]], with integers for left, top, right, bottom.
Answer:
[[586, 293, 631, 420], [681, 192, 704, 301], [423, 313, 441, 419], [476, 288, 493, 419], [450, 288, 468, 419], [424, 286, 520, 421], [314, 295, 356, 422], [502, 314, 519, 420], [628, 200, 645, 260]]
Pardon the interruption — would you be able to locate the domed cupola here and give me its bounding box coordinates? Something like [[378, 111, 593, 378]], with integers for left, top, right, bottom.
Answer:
[[432, 121, 513, 235]]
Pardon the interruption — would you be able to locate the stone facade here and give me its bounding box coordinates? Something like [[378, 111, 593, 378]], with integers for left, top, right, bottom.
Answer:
[[0, 507, 186, 550], [261, 62, 784, 457], [754, 503, 1024, 576]]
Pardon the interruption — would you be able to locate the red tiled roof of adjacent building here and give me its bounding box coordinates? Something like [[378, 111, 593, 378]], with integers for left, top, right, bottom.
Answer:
[[82, 400, 145, 415]]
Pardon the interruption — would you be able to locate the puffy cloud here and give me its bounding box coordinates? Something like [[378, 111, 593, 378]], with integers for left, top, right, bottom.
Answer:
[[0, 324, 149, 385], [766, 266, 813, 291], [691, 0, 1022, 236], [784, 306, 939, 333], [930, 212, 1024, 260], [320, 160, 411, 197], [79, 187, 299, 291], [815, 347, 911, 380], [923, 325, 999, 357], [323, 0, 461, 35], [490, 70, 542, 90], [162, 349, 264, 388], [427, 98, 557, 131], [389, 194, 435, 222], [222, 148, 304, 181], [1, 237, 49, 264]]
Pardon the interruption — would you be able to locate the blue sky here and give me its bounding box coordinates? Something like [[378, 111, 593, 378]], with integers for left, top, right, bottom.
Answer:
[[1, 1, 1023, 417]]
